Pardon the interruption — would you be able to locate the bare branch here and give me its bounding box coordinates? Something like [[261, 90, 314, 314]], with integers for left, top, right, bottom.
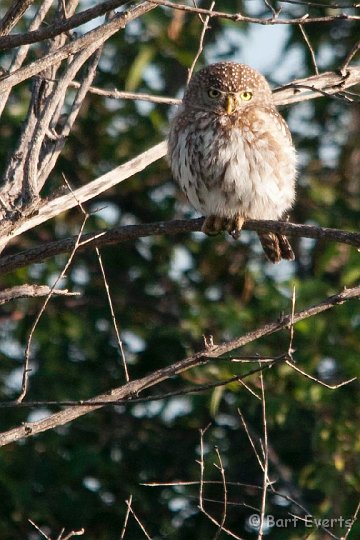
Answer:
[[343, 500, 360, 540], [147, 0, 360, 24], [0, 2, 157, 95], [298, 24, 319, 75], [0, 284, 80, 305], [70, 81, 181, 105], [120, 494, 133, 540], [238, 409, 264, 472], [125, 498, 152, 540], [1, 217, 359, 276], [0, 0, 128, 51], [0, 0, 53, 117], [273, 67, 360, 105], [0, 65, 359, 249], [258, 374, 269, 540], [213, 447, 228, 540], [285, 359, 357, 389], [16, 205, 89, 402], [96, 246, 130, 382], [61, 529, 85, 540], [0, 284, 358, 446], [187, 1, 215, 84], [198, 427, 243, 539], [0, 0, 35, 36], [341, 39, 360, 73], [28, 519, 50, 540], [0, 360, 282, 410], [288, 285, 296, 356], [0, 141, 167, 252], [36, 46, 104, 188]]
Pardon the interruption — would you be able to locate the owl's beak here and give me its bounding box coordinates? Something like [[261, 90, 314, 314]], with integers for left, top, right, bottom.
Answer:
[[225, 94, 236, 115]]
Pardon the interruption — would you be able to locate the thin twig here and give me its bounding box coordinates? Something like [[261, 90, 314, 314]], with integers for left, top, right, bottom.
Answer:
[[263, 0, 279, 19], [343, 499, 360, 540], [258, 373, 269, 540], [187, 1, 215, 84], [299, 24, 319, 75], [285, 360, 357, 389], [238, 409, 265, 472], [28, 519, 50, 539], [0, 360, 280, 409], [198, 426, 244, 539], [341, 39, 360, 73], [237, 379, 261, 400], [63, 173, 130, 382], [0, 2, 156, 94], [125, 497, 152, 539], [120, 494, 133, 539], [38, 44, 104, 188], [60, 529, 85, 540], [72, 82, 180, 104], [96, 247, 130, 381], [16, 190, 89, 402], [147, 0, 360, 24], [213, 447, 228, 540], [198, 424, 211, 512], [0, 0, 129, 51], [0, 284, 358, 446], [288, 284, 296, 356]]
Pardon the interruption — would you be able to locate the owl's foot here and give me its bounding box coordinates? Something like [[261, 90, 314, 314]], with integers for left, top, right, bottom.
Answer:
[[202, 215, 224, 236], [258, 232, 295, 263], [225, 215, 245, 239], [201, 215, 245, 238]]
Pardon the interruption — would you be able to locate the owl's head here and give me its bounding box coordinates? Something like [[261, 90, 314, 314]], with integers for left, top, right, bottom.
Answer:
[[183, 62, 273, 115]]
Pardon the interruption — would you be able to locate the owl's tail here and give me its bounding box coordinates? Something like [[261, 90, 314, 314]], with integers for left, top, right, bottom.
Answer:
[[258, 232, 295, 263]]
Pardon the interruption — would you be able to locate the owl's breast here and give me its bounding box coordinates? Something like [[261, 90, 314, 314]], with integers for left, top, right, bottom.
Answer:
[[168, 108, 296, 220]]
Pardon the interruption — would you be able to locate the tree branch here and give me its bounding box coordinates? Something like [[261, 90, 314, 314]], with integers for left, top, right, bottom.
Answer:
[[147, 0, 360, 24], [0, 1, 157, 95], [0, 0, 53, 117], [0, 0, 128, 51], [0, 218, 359, 276], [0, 284, 80, 305], [0, 284, 358, 447], [0, 0, 35, 36], [0, 60, 358, 251]]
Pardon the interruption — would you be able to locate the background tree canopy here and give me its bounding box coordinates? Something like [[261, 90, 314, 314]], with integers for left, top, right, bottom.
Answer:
[[0, 1, 359, 539]]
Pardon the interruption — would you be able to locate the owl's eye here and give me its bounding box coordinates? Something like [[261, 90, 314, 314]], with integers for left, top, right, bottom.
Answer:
[[208, 88, 221, 99], [240, 91, 253, 101]]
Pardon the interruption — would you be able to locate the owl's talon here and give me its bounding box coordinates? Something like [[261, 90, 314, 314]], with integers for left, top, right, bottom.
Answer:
[[226, 215, 245, 239], [202, 215, 223, 236]]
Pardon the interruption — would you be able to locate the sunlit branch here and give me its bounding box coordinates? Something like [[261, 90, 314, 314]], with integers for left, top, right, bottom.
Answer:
[[0, 284, 358, 446]]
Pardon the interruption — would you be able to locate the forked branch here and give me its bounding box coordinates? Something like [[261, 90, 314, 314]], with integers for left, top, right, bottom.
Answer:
[[0, 284, 358, 447]]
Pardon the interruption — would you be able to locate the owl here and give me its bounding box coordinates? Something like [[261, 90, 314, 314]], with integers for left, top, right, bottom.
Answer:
[[167, 62, 297, 263]]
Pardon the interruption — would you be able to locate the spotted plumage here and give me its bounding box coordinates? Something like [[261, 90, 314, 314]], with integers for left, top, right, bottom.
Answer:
[[167, 62, 297, 263]]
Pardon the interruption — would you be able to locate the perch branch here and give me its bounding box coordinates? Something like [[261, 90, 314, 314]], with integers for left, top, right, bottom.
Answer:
[[0, 284, 358, 447], [0, 218, 359, 276], [0, 65, 359, 252]]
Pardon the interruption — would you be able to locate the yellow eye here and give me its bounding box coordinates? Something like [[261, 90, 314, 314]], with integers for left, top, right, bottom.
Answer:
[[240, 91, 253, 101], [208, 88, 221, 99]]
